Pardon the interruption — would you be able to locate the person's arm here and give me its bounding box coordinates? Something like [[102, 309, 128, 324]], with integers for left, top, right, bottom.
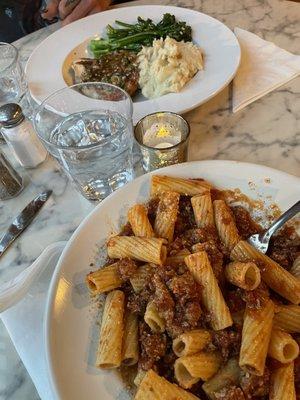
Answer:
[[42, 0, 111, 26], [41, 0, 60, 21]]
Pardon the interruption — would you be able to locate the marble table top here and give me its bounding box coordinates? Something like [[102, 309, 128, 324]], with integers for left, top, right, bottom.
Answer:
[[0, 0, 299, 398]]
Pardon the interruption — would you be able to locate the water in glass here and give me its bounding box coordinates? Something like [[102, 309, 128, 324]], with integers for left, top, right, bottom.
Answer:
[[50, 110, 133, 201], [0, 43, 26, 107]]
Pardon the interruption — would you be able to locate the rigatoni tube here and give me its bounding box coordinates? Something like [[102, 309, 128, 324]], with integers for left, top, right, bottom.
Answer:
[[191, 192, 214, 229], [185, 251, 233, 330], [86, 262, 122, 294], [270, 362, 296, 400], [122, 311, 139, 366], [166, 249, 190, 266], [96, 290, 125, 369], [231, 240, 300, 304], [107, 236, 167, 265], [151, 175, 212, 196], [173, 329, 211, 357], [154, 191, 180, 242], [268, 328, 299, 363], [225, 261, 261, 290], [144, 301, 165, 333], [127, 204, 154, 238], [174, 352, 221, 389], [134, 369, 200, 400], [213, 199, 240, 252], [239, 299, 274, 376], [274, 305, 300, 333], [202, 358, 241, 399]]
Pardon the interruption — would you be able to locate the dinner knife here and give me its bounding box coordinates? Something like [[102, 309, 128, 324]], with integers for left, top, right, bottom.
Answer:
[[0, 190, 52, 258]]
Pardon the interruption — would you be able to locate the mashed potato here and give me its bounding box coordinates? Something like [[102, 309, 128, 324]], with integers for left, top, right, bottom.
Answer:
[[138, 37, 203, 99]]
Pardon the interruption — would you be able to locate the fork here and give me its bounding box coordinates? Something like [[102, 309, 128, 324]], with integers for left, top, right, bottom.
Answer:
[[247, 200, 300, 253]]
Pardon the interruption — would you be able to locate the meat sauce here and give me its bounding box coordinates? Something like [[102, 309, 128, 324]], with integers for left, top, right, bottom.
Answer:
[[267, 225, 300, 269], [104, 192, 300, 399], [72, 50, 139, 97]]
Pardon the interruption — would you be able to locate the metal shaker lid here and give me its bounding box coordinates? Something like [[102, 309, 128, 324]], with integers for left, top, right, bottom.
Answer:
[[0, 103, 25, 128]]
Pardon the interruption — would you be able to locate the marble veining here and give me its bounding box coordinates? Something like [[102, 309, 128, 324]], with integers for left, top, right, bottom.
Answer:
[[0, 0, 299, 398]]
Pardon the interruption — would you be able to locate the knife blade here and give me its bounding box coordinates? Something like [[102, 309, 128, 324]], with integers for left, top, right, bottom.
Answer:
[[0, 190, 52, 258]]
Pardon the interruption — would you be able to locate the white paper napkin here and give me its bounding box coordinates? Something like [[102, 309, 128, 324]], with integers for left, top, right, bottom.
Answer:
[[0, 242, 66, 400], [232, 27, 300, 113]]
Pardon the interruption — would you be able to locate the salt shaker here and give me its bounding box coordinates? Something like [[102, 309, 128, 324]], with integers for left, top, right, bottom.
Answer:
[[0, 103, 47, 168], [0, 151, 24, 199]]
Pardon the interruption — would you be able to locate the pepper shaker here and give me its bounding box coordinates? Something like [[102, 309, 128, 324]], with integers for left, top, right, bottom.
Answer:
[[0, 151, 24, 199], [0, 103, 47, 168]]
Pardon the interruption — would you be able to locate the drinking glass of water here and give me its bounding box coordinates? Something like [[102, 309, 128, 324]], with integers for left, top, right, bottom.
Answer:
[[0, 43, 26, 106], [0, 42, 27, 142], [34, 82, 134, 201]]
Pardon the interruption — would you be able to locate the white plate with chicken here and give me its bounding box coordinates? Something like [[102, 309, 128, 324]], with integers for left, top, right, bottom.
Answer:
[[26, 5, 241, 123]]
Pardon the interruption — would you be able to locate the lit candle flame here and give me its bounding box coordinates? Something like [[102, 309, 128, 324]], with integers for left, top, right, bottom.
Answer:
[[156, 126, 170, 138]]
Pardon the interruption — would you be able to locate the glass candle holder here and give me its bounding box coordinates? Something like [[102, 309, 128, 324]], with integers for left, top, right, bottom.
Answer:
[[134, 112, 190, 172]]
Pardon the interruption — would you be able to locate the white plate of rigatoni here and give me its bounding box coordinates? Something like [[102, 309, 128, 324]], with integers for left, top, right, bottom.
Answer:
[[45, 160, 300, 400]]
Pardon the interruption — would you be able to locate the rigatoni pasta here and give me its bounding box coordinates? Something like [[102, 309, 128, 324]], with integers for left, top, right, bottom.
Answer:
[[268, 328, 299, 363], [144, 301, 165, 333], [274, 305, 300, 333], [135, 369, 200, 400], [191, 192, 214, 229], [166, 249, 190, 265], [213, 199, 240, 251], [86, 262, 122, 294], [174, 352, 221, 388], [185, 251, 233, 330], [151, 175, 212, 196], [225, 261, 261, 290], [107, 236, 167, 265], [86, 174, 300, 399], [96, 290, 124, 369], [128, 204, 155, 238], [154, 191, 180, 242], [270, 362, 296, 400], [173, 329, 211, 357], [231, 240, 300, 304], [239, 299, 274, 376], [202, 358, 241, 399], [122, 311, 139, 366]]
